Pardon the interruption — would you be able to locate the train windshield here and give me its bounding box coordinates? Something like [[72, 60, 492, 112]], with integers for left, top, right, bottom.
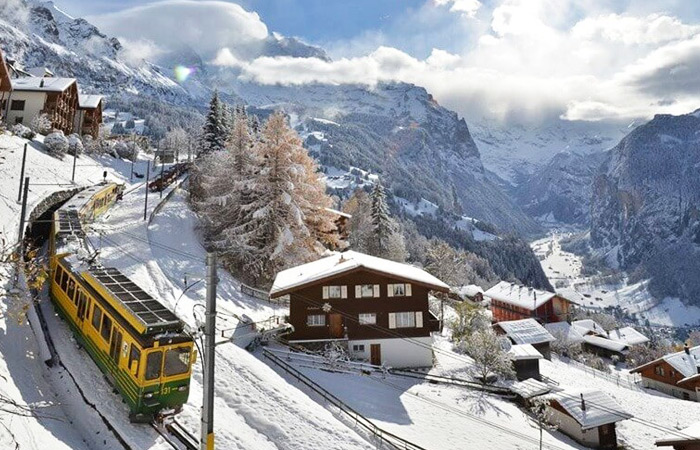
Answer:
[[145, 351, 163, 381], [163, 347, 191, 377]]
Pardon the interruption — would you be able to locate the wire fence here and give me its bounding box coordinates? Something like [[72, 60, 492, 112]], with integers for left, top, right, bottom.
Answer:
[[263, 348, 427, 450], [565, 358, 642, 391], [241, 283, 289, 306]]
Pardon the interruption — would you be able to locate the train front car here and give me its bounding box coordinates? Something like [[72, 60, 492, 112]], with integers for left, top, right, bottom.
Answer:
[[49, 182, 195, 423]]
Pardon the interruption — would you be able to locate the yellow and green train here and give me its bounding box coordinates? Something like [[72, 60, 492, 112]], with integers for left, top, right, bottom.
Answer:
[[48, 182, 196, 422]]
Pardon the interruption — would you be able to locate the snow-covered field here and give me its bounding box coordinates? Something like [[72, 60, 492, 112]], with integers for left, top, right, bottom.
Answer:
[[532, 234, 700, 327]]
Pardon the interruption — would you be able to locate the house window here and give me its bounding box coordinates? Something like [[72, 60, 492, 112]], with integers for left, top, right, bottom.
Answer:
[[307, 314, 325, 327], [10, 100, 25, 111], [654, 365, 665, 377], [322, 285, 346, 299], [389, 311, 424, 329], [359, 313, 377, 325], [352, 344, 365, 352], [14, 116, 23, 124], [355, 284, 379, 298], [388, 283, 412, 297]]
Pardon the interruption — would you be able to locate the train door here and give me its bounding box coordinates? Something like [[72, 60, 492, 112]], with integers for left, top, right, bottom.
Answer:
[[110, 329, 123, 367], [76, 291, 88, 325]]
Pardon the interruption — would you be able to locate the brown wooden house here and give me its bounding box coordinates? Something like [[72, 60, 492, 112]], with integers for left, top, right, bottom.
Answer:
[[631, 344, 700, 401], [493, 318, 555, 360], [269, 250, 448, 368], [75, 94, 103, 138], [544, 389, 632, 449], [485, 281, 575, 324], [0, 49, 12, 122], [6, 76, 78, 134]]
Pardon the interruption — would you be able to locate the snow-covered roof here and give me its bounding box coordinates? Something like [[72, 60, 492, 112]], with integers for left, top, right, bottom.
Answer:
[[549, 389, 632, 429], [582, 335, 629, 353], [508, 344, 543, 360], [658, 346, 700, 379], [26, 66, 54, 78], [607, 327, 649, 346], [324, 207, 352, 219], [12, 76, 76, 92], [495, 319, 556, 345], [510, 378, 552, 399], [572, 319, 607, 335], [655, 421, 700, 446], [484, 281, 557, 310], [454, 284, 484, 298], [78, 94, 103, 109], [270, 250, 449, 297], [544, 321, 585, 344]]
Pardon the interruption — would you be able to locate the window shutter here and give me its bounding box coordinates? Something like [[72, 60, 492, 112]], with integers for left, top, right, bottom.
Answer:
[[322, 286, 329, 299], [341, 286, 347, 299], [387, 284, 394, 297], [406, 284, 412, 296], [355, 285, 362, 298], [373, 284, 380, 297], [415, 311, 423, 328], [388, 313, 396, 329]]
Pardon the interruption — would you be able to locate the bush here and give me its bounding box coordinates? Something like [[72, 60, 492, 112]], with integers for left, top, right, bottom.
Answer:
[[12, 123, 35, 140], [44, 131, 69, 156], [30, 113, 52, 135], [114, 140, 140, 161], [578, 353, 611, 373], [67, 134, 84, 156]]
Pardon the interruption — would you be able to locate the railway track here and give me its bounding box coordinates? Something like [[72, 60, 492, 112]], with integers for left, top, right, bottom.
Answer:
[[152, 419, 199, 450]]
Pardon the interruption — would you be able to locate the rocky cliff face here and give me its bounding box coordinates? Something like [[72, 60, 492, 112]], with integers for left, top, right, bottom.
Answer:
[[590, 110, 700, 301]]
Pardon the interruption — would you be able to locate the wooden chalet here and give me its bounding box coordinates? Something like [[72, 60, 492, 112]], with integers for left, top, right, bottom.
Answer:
[[75, 94, 103, 139], [508, 344, 543, 380], [631, 344, 700, 401], [572, 320, 649, 362], [544, 389, 632, 449], [485, 281, 575, 324], [452, 284, 484, 304], [656, 421, 700, 449], [324, 207, 352, 243], [494, 318, 555, 360], [6, 76, 78, 134], [0, 49, 12, 121], [269, 250, 448, 368]]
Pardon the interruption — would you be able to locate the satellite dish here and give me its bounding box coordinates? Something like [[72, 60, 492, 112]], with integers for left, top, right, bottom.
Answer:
[[498, 337, 513, 352]]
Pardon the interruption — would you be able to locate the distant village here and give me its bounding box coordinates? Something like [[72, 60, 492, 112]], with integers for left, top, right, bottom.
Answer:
[[4, 47, 700, 450]]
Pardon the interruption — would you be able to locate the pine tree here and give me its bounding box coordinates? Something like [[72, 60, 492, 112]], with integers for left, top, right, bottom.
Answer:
[[200, 91, 226, 154], [367, 182, 407, 261]]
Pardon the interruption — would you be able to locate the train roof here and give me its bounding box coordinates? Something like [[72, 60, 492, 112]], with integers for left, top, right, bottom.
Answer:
[[83, 267, 184, 335]]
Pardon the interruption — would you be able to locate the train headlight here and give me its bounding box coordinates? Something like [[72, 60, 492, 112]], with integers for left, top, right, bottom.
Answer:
[[144, 392, 154, 399], [177, 386, 188, 392]]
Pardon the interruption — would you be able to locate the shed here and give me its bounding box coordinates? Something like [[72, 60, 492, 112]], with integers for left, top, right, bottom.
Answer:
[[508, 344, 543, 380], [582, 335, 629, 360], [656, 421, 700, 449], [494, 318, 555, 360], [510, 378, 552, 401], [545, 388, 633, 449]]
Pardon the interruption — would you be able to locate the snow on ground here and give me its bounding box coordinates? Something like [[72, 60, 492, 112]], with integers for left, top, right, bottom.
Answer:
[[541, 356, 700, 450], [272, 342, 584, 450], [88, 181, 371, 449], [531, 234, 700, 327]]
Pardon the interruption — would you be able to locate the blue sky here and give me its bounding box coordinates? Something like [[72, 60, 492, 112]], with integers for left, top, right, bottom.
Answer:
[[60, 0, 700, 123]]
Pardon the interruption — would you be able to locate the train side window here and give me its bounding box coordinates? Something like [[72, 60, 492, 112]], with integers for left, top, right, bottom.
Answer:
[[60, 270, 69, 293], [129, 345, 141, 377], [100, 314, 112, 342], [67, 279, 76, 304], [145, 351, 163, 381], [163, 347, 191, 377], [92, 305, 103, 331], [54, 266, 63, 283]]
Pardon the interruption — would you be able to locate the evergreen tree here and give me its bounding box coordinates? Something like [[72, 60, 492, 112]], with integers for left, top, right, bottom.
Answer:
[[201, 91, 226, 154], [366, 182, 407, 261]]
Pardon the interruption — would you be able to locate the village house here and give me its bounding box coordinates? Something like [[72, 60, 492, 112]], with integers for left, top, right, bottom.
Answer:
[[269, 250, 448, 368], [452, 284, 484, 304], [485, 281, 575, 324], [0, 50, 12, 121], [510, 378, 553, 406], [75, 94, 103, 139], [631, 344, 700, 401], [324, 208, 352, 243], [494, 318, 555, 360], [5, 76, 78, 135], [508, 344, 544, 380], [656, 421, 700, 449], [544, 389, 633, 449], [572, 319, 648, 361]]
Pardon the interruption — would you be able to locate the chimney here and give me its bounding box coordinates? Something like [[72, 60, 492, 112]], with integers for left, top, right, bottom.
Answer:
[[685, 343, 690, 355], [580, 393, 586, 411], [39, 78, 44, 88]]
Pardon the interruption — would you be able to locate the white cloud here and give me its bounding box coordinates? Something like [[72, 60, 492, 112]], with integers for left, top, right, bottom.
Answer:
[[211, 48, 244, 67], [89, 0, 269, 61], [118, 38, 165, 65], [573, 13, 700, 45], [434, 0, 482, 18]]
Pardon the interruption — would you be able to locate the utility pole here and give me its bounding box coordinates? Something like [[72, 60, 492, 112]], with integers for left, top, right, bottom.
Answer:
[[201, 253, 217, 450], [17, 143, 27, 203], [144, 160, 150, 221], [130, 158, 134, 182], [159, 151, 165, 199], [71, 145, 78, 183], [18, 177, 29, 249]]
